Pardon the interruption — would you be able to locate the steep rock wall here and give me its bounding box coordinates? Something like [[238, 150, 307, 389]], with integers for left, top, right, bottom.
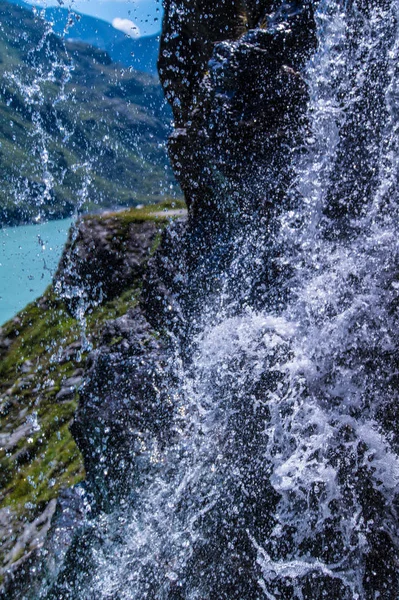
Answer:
[[159, 1, 316, 218]]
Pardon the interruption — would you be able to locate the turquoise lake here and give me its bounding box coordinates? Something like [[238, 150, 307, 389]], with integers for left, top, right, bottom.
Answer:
[[0, 218, 73, 326]]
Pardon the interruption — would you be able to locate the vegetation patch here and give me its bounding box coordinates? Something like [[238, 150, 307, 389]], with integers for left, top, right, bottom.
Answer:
[[92, 198, 188, 224]]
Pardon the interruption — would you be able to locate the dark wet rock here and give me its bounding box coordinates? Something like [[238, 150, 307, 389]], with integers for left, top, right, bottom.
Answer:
[[36, 487, 87, 597], [55, 386, 78, 403], [71, 306, 176, 511], [140, 3, 318, 345], [160, 1, 316, 218], [55, 214, 159, 315], [0, 336, 12, 352], [156, 1, 318, 328], [160, 0, 277, 127], [142, 219, 188, 335], [321, 0, 397, 236], [20, 361, 33, 374], [58, 341, 82, 364]]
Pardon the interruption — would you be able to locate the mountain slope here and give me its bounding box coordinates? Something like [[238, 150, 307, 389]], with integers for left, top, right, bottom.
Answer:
[[7, 0, 160, 75], [0, 0, 177, 225]]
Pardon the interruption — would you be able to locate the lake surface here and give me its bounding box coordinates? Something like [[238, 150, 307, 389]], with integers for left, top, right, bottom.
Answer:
[[0, 218, 73, 326]]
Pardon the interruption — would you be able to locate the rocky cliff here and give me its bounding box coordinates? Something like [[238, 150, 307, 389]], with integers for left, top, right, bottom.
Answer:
[[160, 1, 315, 218], [0, 201, 185, 597], [3, 1, 398, 599], [37, 3, 320, 599], [0, 0, 315, 599], [1, 3, 319, 596]]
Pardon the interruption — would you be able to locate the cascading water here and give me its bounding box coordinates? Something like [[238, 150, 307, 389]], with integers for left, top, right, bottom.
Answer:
[[39, 1, 399, 599]]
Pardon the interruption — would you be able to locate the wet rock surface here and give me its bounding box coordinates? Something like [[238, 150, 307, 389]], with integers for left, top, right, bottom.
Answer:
[[56, 213, 160, 314], [0, 488, 86, 600], [157, 1, 318, 328], [160, 1, 316, 216], [0, 500, 57, 586], [71, 306, 176, 511]]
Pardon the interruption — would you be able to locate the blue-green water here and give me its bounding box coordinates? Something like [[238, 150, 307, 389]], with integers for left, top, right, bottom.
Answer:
[[0, 218, 73, 326]]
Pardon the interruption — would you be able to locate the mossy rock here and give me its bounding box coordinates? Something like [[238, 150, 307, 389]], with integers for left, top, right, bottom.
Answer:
[[0, 201, 186, 576]]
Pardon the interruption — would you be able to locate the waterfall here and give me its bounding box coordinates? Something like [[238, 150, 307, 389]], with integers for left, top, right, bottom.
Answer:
[[41, 2, 399, 598]]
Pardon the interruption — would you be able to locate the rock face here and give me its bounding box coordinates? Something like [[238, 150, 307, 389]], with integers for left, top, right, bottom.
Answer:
[[156, 1, 318, 329], [71, 306, 176, 511], [160, 1, 316, 219], [0, 490, 85, 600], [56, 214, 160, 314]]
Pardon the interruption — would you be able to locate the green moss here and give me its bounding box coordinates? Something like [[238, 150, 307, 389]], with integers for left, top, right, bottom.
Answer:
[[93, 197, 187, 225], [0, 291, 86, 519], [0, 238, 162, 522], [0, 293, 79, 397], [2, 420, 83, 513], [0, 289, 91, 518], [85, 284, 141, 332]]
